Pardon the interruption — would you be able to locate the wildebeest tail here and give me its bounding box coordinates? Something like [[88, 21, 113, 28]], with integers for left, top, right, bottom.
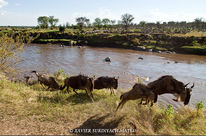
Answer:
[[184, 91, 191, 105], [120, 94, 123, 100]]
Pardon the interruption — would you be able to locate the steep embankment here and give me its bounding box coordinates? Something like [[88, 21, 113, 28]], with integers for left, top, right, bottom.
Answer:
[[30, 32, 206, 55], [0, 74, 206, 135]]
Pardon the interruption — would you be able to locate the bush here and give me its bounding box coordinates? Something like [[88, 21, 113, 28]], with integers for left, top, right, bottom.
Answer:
[[59, 25, 66, 32], [0, 34, 24, 74], [196, 101, 204, 115]]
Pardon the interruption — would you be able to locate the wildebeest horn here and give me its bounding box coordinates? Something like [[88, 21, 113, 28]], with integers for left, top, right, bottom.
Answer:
[[184, 82, 190, 87], [191, 83, 195, 88]]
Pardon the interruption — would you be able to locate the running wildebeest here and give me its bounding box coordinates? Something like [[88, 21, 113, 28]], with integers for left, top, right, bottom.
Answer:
[[31, 71, 61, 90], [116, 83, 155, 111], [60, 74, 95, 102], [94, 76, 118, 95], [148, 75, 194, 105]]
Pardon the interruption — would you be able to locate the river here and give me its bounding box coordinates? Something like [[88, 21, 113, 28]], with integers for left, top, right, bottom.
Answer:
[[17, 44, 206, 108]]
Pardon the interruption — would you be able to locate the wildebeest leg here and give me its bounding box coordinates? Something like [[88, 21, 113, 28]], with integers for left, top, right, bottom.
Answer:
[[150, 101, 154, 107], [110, 88, 113, 95], [154, 93, 158, 103], [73, 89, 79, 95], [85, 89, 94, 102], [139, 98, 143, 105], [139, 98, 147, 105], [116, 100, 127, 112], [46, 86, 50, 90], [66, 87, 71, 94], [112, 88, 116, 96]]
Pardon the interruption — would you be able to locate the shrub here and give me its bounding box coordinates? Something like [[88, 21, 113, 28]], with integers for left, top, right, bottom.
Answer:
[[196, 101, 204, 115], [0, 34, 24, 75], [164, 104, 175, 120], [59, 25, 66, 32]]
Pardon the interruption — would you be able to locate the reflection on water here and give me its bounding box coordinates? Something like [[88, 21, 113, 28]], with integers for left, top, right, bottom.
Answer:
[[17, 44, 206, 108]]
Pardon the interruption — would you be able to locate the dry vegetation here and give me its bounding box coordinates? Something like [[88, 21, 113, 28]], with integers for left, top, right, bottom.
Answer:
[[0, 73, 205, 135]]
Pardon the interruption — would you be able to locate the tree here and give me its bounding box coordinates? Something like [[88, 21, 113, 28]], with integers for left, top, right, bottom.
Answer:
[[85, 18, 91, 27], [59, 25, 66, 32], [121, 13, 134, 32], [48, 16, 59, 28], [102, 18, 110, 29], [139, 21, 146, 27], [37, 16, 49, 28], [76, 17, 89, 31], [111, 20, 116, 25], [93, 18, 102, 28], [194, 18, 204, 30], [66, 22, 70, 28]]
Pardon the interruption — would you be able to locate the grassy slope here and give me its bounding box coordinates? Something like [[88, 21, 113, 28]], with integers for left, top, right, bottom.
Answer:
[[0, 75, 206, 135]]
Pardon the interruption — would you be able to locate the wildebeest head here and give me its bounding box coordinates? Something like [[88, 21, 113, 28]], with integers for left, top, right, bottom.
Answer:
[[183, 83, 194, 105], [112, 77, 118, 89]]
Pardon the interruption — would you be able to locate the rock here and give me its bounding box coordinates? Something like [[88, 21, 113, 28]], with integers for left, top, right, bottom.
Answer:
[[138, 57, 143, 60], [148, 49, 153, 52], [104, 57, 111, 62]]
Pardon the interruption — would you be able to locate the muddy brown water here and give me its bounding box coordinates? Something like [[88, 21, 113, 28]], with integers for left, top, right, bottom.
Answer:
[[16, 44, 206, 108]]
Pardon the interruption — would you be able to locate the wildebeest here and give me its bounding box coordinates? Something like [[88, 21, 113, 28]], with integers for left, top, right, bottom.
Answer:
[[31, 71, 61, 90], [148, 75, 194, 105], [24, 75, 38, 85], [94, 76, 118, 95], [60, 74, 95, 102], [116, 83, 155, 111]]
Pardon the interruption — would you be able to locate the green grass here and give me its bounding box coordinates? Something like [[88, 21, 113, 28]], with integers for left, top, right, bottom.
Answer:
[[181, 45, 206, 55], [0, 73, 206, 135], [35, 39, 72, 44]]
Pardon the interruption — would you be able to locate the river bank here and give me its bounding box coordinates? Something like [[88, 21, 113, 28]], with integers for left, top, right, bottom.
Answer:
[[29, 31, 206, 55], [0, 73, 205, 135]]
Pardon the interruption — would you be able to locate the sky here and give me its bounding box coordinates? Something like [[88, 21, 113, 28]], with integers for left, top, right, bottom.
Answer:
[[0, 0, 206, 26]]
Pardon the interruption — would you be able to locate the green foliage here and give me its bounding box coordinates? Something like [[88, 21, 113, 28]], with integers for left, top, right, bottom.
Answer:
[[196, 101, 205, 115], [181, 45, 206, 55], [93, 18, 102, 28], [102, 18, 110, 29], [38, 16, 49, 28], [59, 25, 66, 32], [121, 13, 134, 31], [48, 16, 59, 28], [192, 40, 200, 46], [0, 34, 34, 74], [164, 104, 175, 119], [137, 76, 143, 84], [139, 21, 146, 27], [76, 17, 89, 31], [38, 16, 59, 29]]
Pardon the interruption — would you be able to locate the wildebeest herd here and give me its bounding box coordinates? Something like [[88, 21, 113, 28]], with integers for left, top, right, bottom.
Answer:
[[27, 71, 194, 111]]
